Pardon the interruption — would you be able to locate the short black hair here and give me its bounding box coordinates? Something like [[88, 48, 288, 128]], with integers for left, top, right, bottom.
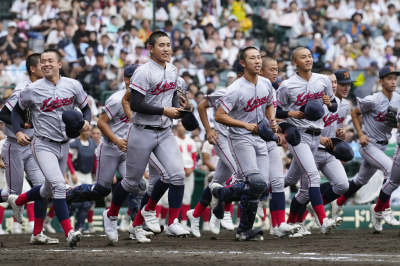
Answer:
[[318, 68, 334, 76], [239, 46, 258, 61], [148, 31, 170, 47], [26, 53, 41, 76], [361, 44, 370, 50], [291, 47, 309, 60], [42, 49, 62, 63], [261, 56, 276, 69]]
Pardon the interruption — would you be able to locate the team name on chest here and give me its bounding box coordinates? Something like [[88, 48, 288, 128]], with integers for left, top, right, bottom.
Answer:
[[323, 113, 339, 127], [120, 116, 130, 124], [374, 111, 386, 122], [294, 91, 324, 106], [40, 96, 74, 112], [151, 81, 177, 95], [337, 116, 345, 124], [243, 96, 270, 112]]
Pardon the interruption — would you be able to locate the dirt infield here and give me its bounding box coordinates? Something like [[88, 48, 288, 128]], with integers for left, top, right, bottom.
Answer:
[[1, 229, 400, 265]]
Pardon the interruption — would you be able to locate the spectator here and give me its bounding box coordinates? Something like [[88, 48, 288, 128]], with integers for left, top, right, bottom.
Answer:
[[362, 1, 379, 29], [308, 33, 327, 69], [180, 56, 197, 76], [374, 27, 394, 53], [171, 29, 182, 49], [290, 11, 313, 39], [307, 0, 327, 22], [75, 18, 90, 43], [91, 53, 108, 90], [371, 0, 387, 16], [350, 38, 362, 59], [22, 1, 37, 21], [206, 29, 223, 52], [0, 61, 12, 87], [222, 37, 239, 66], [276, 41, 291, 61], [107, 15, 121, 34], [226, 71, 236, 86], [347, 12, 369, 39], [278, 1, 299, 27], [138, 19, 152, 43], [0, 21, 21, 58], [57, 25, 73, 56], [333, 44, 356, 70], [46, 0, 60, 19], [11, 0, 29, 19], [326, 0, 348, 22], [29, 3, 48, 28], [181, 19, 193, 38], [86, 13, 100, 32], [378, 46, 398, 68], [106, 46, 118, 65], [181, 36, 193, 59], [5, 53, 27, 84], [380, 4, 400, 34], [195, 91, 205, 104], [393, 35, 400, 57], [190, 44, 205, 69], [155, 1, 169, 21], [265, 37, 277, 57], [277, 0, 291, 13], [170, 0, 189, 25], [0, 21, 7, 39], [218, 15, 237, 40], [263, 0, 282, 34], [356, 44, 377, 70], [347, 0, 364, 19], [313, 16, 328, 36], [46, 19, 66, 48], [233, 30, 245, 49], [126, 42, 145, 65], [191, 29, 208, 51]]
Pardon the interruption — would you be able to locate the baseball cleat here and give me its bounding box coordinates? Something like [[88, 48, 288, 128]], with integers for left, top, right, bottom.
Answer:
[[370, 204, 383, 232], [44, 217, 56, 234], [143, 223, 165, 235], [66, 230, 82, 247], [30, 232, 59, 245], [257, 201, 265, 218], [129, 224, 151, 243], [289, 232, 303, 238], [7, 195, 24, 224], [221, 211, 234, 231], [13, 222, 22, 234], [334, 217, 343, 228], [297, 222, 311, 236], [320, 218, 336, 235], [236, 229, 264, 241], [119, 214, 130, 232], [103, 210, 118, 243], [270, 226, 278, 237], [382, 208, 399, 226], [141, 205, 161, 233], [202, 222, 210, 231], [88, 223, 96, 233], [306, 203, 321, 227], [275, 223, 300, 238], [331, 199, 343, 219], [210, 213, 221, 235], [165, 218, 191, 237], [207, 171, 215, 183], [186, 209, 201, 237], [0, 227, 7, 235]]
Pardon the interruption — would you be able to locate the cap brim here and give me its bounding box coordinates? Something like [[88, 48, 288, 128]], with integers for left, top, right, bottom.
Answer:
[[66, 128, 81, 138], [337, 79, 355, 83], [380, 71, 400, 79]]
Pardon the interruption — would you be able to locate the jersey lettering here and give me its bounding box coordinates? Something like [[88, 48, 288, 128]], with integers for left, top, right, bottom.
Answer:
[[120, 116, 130, 124], [40, 96, 74, 112], [243, 96, 270, 112], [294, 91, 324, 106], [323, 113, 339, 127], [151, 81, 177, 95], [374, 112, 386, 122], [337, 116, 345, 124]]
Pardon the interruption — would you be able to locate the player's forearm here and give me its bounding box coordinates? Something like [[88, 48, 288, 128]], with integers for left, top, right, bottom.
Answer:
[[351, 111, 363, 137], [198, 100, 212, 132], [0, 106, 24, 126], [97, 119, 120, 144], [11, 103, 24, 134], [203, 160, 216, 171], [215, 113, 247, 128], [265, 104, 276, 121], [130, 90, 164, 115]]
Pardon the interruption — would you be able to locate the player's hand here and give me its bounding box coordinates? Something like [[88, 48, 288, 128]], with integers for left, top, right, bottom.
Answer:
[[359, 134, 371, 146], [80, 120, 91, 133], [179, 95, 188, 109], [276, 133, 283, 145], [16, 132, 31, 146], [185, 168, 193, 177], [206, 129, 219, 145], [24, 123, 32, 129], [322, 92, 332, 107], [336, 128, 346, 140], [270, 119, 278, 133], [116, 138, 127, 152], [288, 111, 306, 119], [163, 107, 181, 119], [244, 123, 258, 134], [320, 136, 333, 148], [71, 173, 78, 184]]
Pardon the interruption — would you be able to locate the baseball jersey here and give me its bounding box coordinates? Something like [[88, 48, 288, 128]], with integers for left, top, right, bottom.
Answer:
[[19, 77, 89, 142], [177, 76, 187, 93], [276, 73, 335, 130], [4, 79, 34, 139], [201, 141, 219, 168], [101, 90, 131, 143], [175, 136, 197, 169], [206, 88, 229, 136], [218, 76, 274, 135], [129, 59, 178, 128], [337, 98, 350, 128], [357, 92, 400, 142], [319, 96, 341, 148]]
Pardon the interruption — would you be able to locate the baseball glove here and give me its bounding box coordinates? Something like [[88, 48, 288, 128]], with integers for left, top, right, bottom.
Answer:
[[22, 108, 33, 126], [385, 106, 398, 128], [177, 86, 193, 111]]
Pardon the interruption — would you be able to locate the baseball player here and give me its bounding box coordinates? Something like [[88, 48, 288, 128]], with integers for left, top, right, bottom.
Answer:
[[259, 56, 303, 237], [276, 47, 338, 234], [102, 31, 189, 244], [333, 66, 400, 232], [186, 65, 244, 238], [292, 69, 351, 230], [0, 53, 58, 244], [210, 47, 277, 241], [7, 49, 92, 247]]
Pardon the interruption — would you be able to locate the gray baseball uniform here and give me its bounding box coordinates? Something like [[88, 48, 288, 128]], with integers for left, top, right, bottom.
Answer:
[[19, 77, 88, 199], [295, 97, 349, 203], [0, 80, 45, 201], [205, 88, 238, 187], [353, 92, 400, 186], [382, 114, 400, 195], [122, 59, 185, 192], [218, 76, 274, 183], [277, 73, 334, 188]]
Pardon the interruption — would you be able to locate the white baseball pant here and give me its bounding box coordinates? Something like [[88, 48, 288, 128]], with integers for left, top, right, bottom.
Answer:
[[268, 141, 285, 193], [381, 145, 400, 195]]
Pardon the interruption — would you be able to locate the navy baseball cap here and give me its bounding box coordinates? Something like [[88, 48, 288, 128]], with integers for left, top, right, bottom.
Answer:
[[300, 99, 324, 121], [124, 64, 140, 77], [272, 78, 282, 91], [327, 138, 354, 162], [237, 63, 244, 74], [334, 69, 355, 83], [279, 123, 301, 146], [258, 119, 278, 142], [62, 110, 85, 138], [181, 112, 199, 131], [379, 66, 400, 79]]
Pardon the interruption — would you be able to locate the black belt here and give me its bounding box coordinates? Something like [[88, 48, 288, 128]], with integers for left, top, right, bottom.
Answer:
[[377, 140, 388, 146], [305, 128, 321, 136], [40, 137, 68, 145], [318, 147, 326, 151], [144, 125, 167, 131]]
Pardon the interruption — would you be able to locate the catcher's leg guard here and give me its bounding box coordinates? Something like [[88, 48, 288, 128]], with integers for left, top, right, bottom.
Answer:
[[66, 183, 112, 203]]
